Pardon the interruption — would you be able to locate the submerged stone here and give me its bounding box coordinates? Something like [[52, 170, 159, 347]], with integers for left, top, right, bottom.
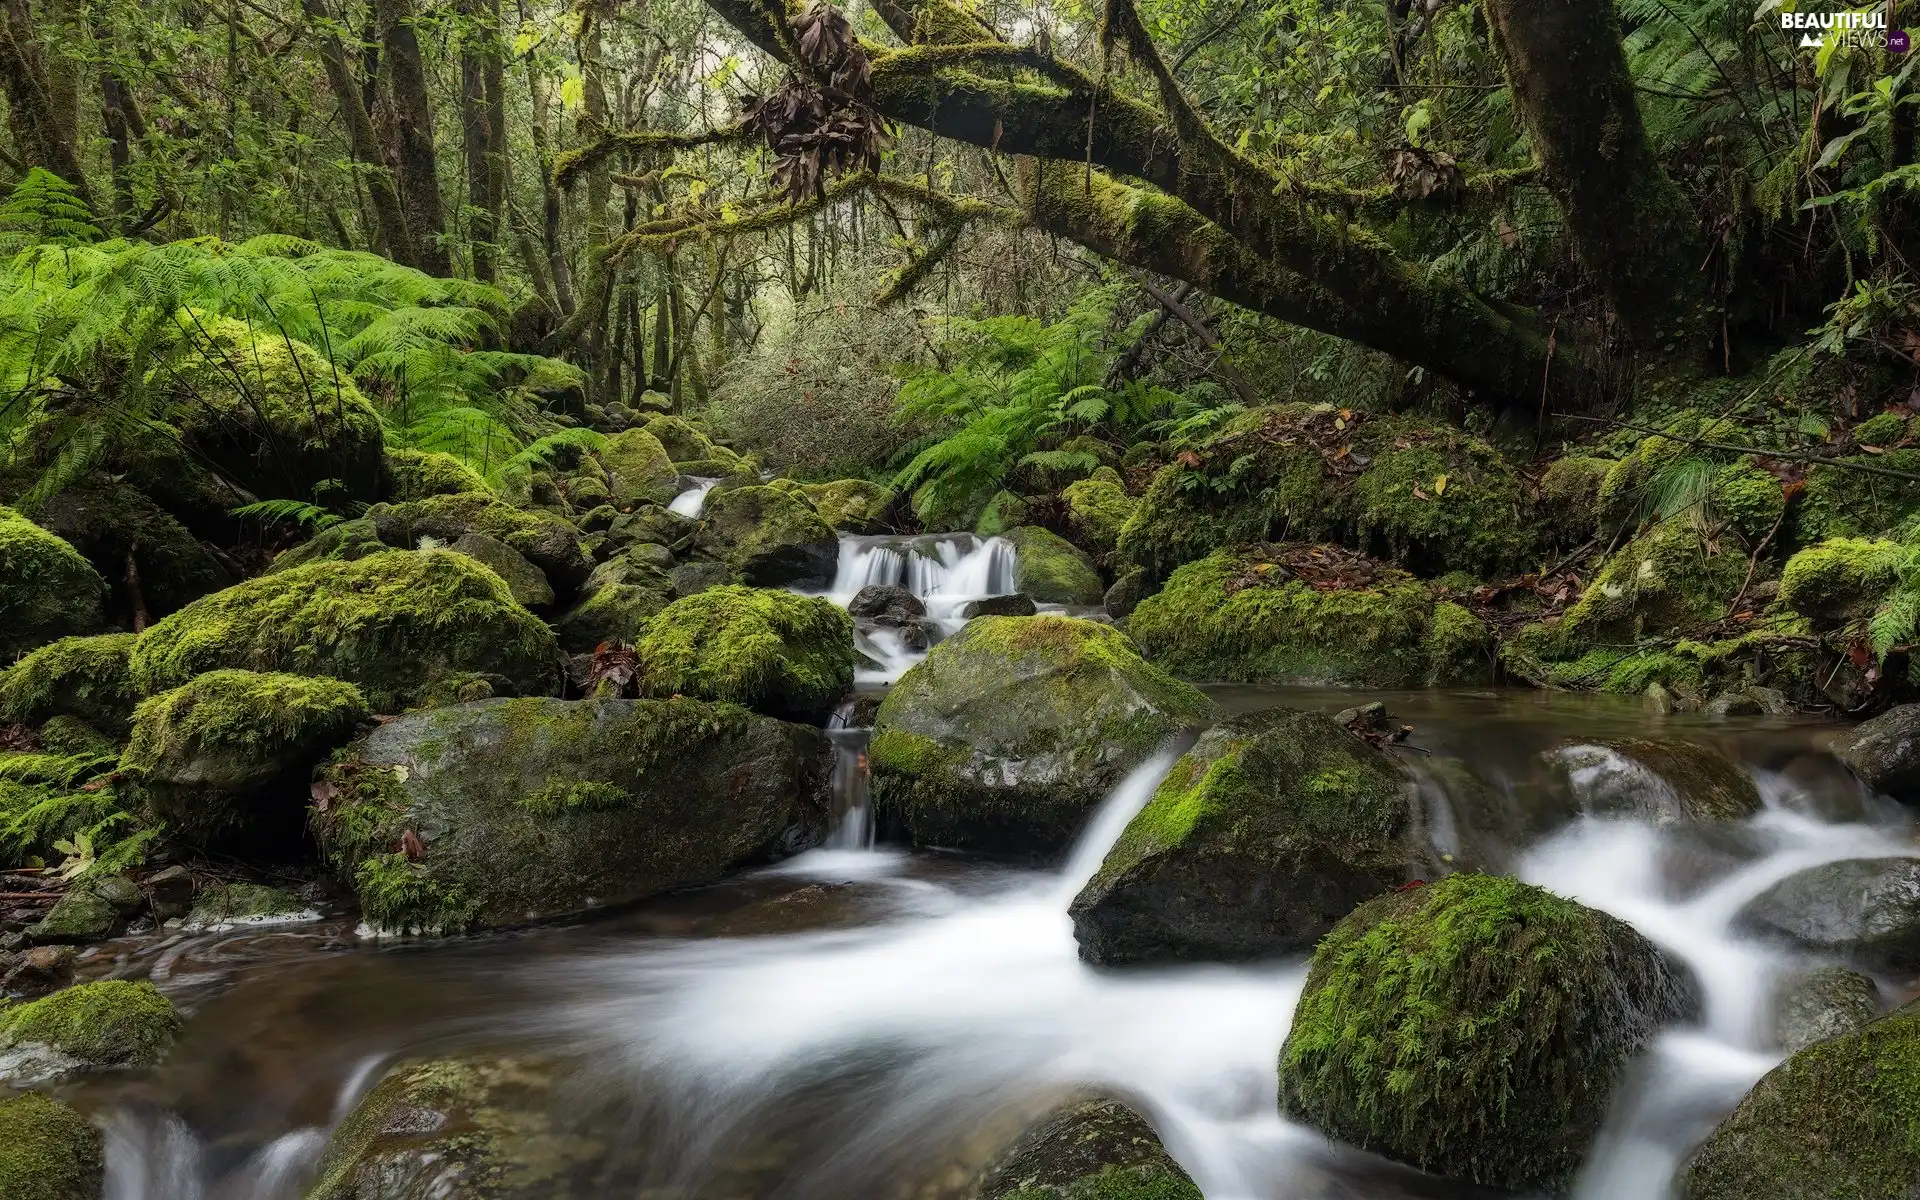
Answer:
[[969, 1096, 1200, 1200], [0, 1092, 104, 1200], [1541, 737, 1763, 824], [1070, 708, 1419, 966], [870, 616, 1213, 858], [1278, 873, 1695, 1195], [1770, 965, 1880, 1052], [1735, 856, 1920, 972]]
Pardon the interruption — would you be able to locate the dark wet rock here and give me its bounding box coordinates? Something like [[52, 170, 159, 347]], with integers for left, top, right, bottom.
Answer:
[[698, 882, 869, 936], [1104, 566, 1153, 620], [1070, 708, 1418, 966], [34, 474, 234, 620], [670, 559, 735, 597], [143, 865, 195, 921], [0, 507, 105, 656], [0, 1092, 105, 1200], [0, 979, 181, 1082], [308, 1055, 605, 1199], [1704, 686, 1790, 717], [1735, 856, 1920, 971], [1833, 703, 1920, 801], [969, 1096, 1200, 1200], [1542, 737, 1762, 824], [870, 616, 1214, 859], [449, 531, 554, 609], [960, 594, 1038, 619], [1770, 965, 1880, 1052], [848, 584, 925, 624], [1279, 873, 1696, 1195], [0, 945, 74, 998], [1679, 1002, 1920, 1199], [29, 875, 140, 944], [693, 485, 837, 588], [314, 696, 830, 933], [554, 552, 675, 652], [605, 503, 696, 553]]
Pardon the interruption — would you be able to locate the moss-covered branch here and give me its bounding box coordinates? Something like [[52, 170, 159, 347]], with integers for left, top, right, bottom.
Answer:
[[553, 121, 754, 189]]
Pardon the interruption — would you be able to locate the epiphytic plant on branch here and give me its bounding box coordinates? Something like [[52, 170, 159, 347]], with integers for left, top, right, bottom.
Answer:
[[740, 0, 890, 203]]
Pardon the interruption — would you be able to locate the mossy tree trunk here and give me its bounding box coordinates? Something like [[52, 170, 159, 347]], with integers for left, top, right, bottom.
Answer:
[[373, 0, 451, 276], [0, 0, 92, 203], [301, 0, 416, 266], [458, 0, 507, 282]]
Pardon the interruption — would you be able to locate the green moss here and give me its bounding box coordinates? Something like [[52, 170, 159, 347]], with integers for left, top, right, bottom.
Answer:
[[974, 490, 1029, 537], [691, 484, 838, 585], [393, 493, 590, 589], [1126, 548, 1475, 686], [187, 881, 309, 926], [1062, 477, 1137, 554], [38, 716, 117, 757], [1006, 526, 1105, 604], [385, 447, 490, 501], [800, 478, 894, 533], [0, 979, 180, 1068], [130, 550, 558, 712], [1779, 537, 1905, 624], [156, 314, 385, 502], [597, 428, 678, 506], [353, 851, 484, 934], [1555, 521, 1748, 644], [976, 1098, 1200, 1200], [868, 728, 967, 779], [1712, 461, 1788, 541], [1349, 436, 1532, 575], [1795, 448, 1920, 543], [0, 633, 138, 733], [0, 507, 105, 656], [553, 552, 677, 653], [519, 779, 630, 817], [1855, 411, 1912, 446], [1594, 413, 1739, 530], [32, 473, 233, 619], [640, 414, 717, 462], [634, 586, 853, 719], [0, 1093, 104, 1200], [1279, 873, 1693, 1193], [1679, 1004, 1920, 1199], [1540, 456, 1612, 546]]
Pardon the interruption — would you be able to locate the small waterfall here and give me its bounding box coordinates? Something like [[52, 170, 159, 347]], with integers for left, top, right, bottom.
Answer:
[[825, 700, 875, 850], [829, 534, 1016, 617], [669, 477, 719, 518]]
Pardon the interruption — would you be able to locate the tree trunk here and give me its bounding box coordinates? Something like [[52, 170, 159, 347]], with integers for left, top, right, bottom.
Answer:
[[373, 0, 451, 275], [302, 0, 416, 265], [0, 0, 92, 201], [1483, 0, 1711, 348], [458, 0, 506, 281]]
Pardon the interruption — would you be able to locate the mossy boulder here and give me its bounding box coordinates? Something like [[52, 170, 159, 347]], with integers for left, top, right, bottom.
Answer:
[[383, 447, 489, 502], [184, 881, 315, 930], [0, 1092, 104, 1200], [1771, 966, 1880, 1052], [1779, 536, 1904, 625], [33, 474, 233, 619], [598, 428, 678, 507], [634, 586, 853, 722], [1126, 547, 1491, 686], [969, 1096, 1200, 1200], [1794, 447, 1920, 543], [1834, 702, 1920, 800], [1278, 873, 1695, 1194], [157, 315, 385, 503], [1069, 708, 1418, 966], [448, 531, 553, 609], [1735, 857, 1920, 971], [1563, 521, 1749, 641], [1062, 472, 1136, 554], [974, 489, 1028, 537], [1678, 1002, 1920, 1199], [0, 979, 180, 1080], [122, 669, 368, 843], [800, 478, 893, 534], [308, 1055, 604, 1200], [1005, 526, 1105, 604], [870, 616, 1213, 857], [640, 414, 717, 462], [28, 875, 138, 944], [1541, 737, 1763, 823], [693, 485, 837, 587], [553, 551, 678, 653], [0, 634, 139, 734], [314, 696, 829, 933], [1540, 455, 1612, 546], [395, 493, 591, 591], [0, 507, 105, 656], [131, 550, 558, 713]]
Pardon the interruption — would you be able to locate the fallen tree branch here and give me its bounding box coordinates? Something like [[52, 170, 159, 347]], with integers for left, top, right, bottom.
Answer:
[[1563, 414, 1920, 484]]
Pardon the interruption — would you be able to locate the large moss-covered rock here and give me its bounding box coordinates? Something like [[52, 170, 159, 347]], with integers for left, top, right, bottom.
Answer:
[[308, 1055, 603, 1200], [1834, 702, 1920, 801], [383, 447, 490, 502], [870, 616, 1213, 857], [634, 586, 853, 721], [0, 507, 105, 656], [1539, 455, 1611, 546], [1557, 521, 1748, 643], [1678, 1002, 1920, 1199], [0, 1092, 104, 1200], [693, 485, 837, 587], [122, 669, 368, 842], [1069, 708, 1417, 966], [0, 979, 180, 1079], [801, 478, 893, 534], [130, 550, 559, 712], [0, 633, 139, 734], [33, 474, 232, 619], [1278, 873, 1694, 1194], [1005, 526, 1104, 605], [969, 1096, 1200, 1200], [1541, 737, 1763, 823], [157, 315, 385, 503], [1062, 471, 1136, 555], [27, 875, 138, 945], [1734, 857, 1920, 971], [314, 696, 828, 932], [598, 428, 678, 506], [641, 414, 717, 463], [449, 531, 553, 609], [1126, 547, 1491, 686], [1779, 536, 1904, 624], [553, 550, 678, 652], [395, 493, 591, 591]]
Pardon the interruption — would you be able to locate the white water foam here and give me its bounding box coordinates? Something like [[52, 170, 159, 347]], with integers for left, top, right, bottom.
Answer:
[[669, 477, 720, 518]]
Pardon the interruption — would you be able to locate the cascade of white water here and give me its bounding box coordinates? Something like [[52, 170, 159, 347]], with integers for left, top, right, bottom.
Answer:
[[669, 477, 719, 518]]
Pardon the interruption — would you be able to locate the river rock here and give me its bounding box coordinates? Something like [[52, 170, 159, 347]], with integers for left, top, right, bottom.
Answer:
[[969, 1096, 1200, 1199], [1279, 873, 1696, 1195], [1003, 526, 1104, 605], [599, 428, 678, 506], [449, 531, 554, 609], [184, 882, 317, 931], [1678, 1001, 1920, 1199], [848, 584, 925, 625], [1833, 702, 1920, 801], [0, 507, 105, 656], [693, 485, 837, 587], [0, 1092, 105, 1200], [0, 979, 181, 1083], [307, 1055, 605, 1199], [802, 479, 894, 534], [553, 551, 676, 652], [122, 669, 368, 845], [29, 875, 141, 944], [0, 632, 139, 735], [1070, 708, 1419, 966], [634, 586, 853, 722], [960, 593, 1038, 618], [1770, 965, 1880, 1052], [1542, 737, 1762, 823], [606, 502, 696, 553], [1104, 567, 1153, 619], [870, 616, 1214, 858], [1735, 856, 1920, 971], [314, 696, 829, 933]]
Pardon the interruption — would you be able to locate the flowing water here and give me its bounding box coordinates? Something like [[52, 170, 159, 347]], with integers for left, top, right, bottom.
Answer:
[[48, 689, 1920, 1198], [669, 477, 720, 518], [817, 534, 1024, 681]]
